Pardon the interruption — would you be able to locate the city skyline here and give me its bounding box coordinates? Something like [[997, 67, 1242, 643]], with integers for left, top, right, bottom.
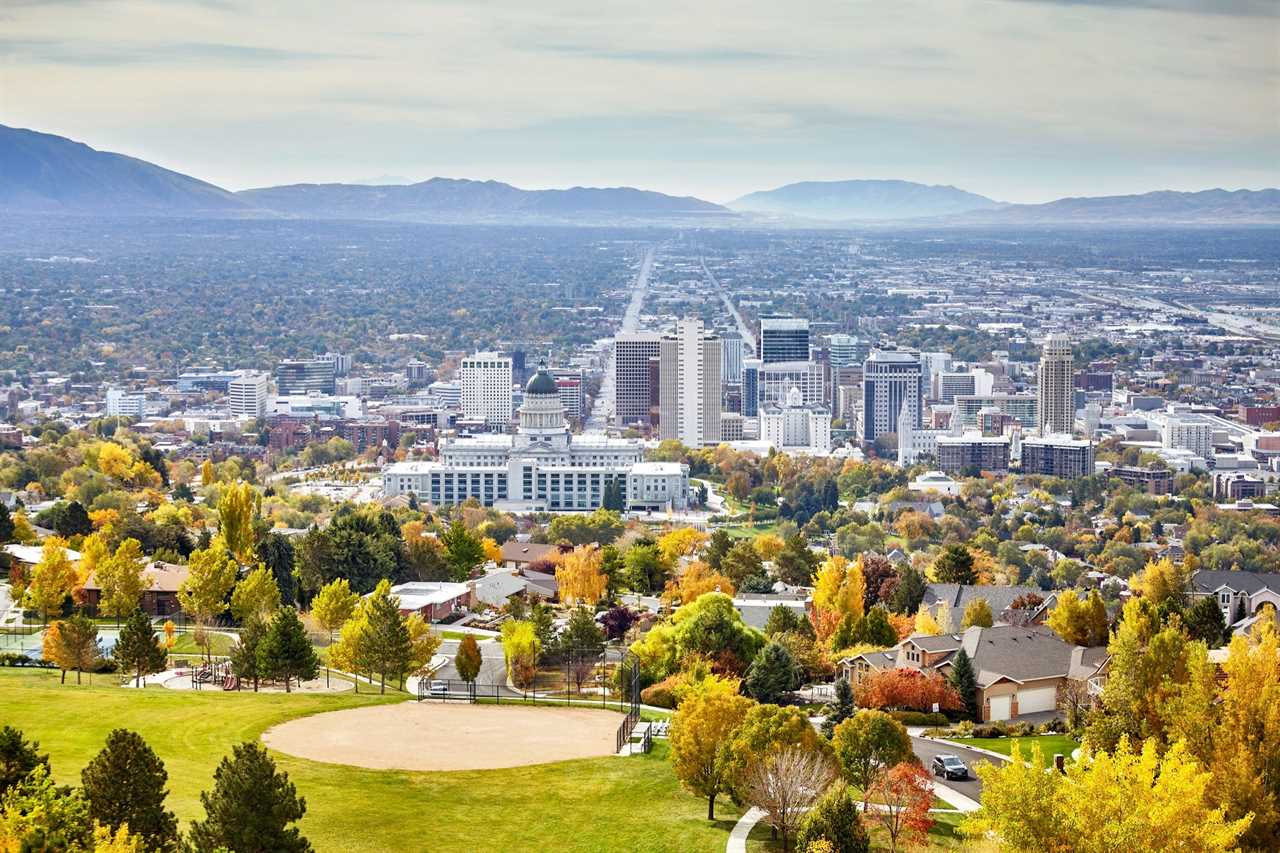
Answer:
[[3, 1, 1278, 203]]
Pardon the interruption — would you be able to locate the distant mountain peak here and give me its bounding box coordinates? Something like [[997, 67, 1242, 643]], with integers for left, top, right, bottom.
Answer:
[[0, 123, 245, 214], [730, 178, 1001, 221]]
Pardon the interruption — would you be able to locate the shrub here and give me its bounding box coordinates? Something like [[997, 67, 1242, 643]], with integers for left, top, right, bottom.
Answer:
[[951, 719, 975, 737], [796, 783, 870, 853], [640, 680, 678, 709], [886, 711, 948, 727], [1039, 719, 1067, 734], [972, 723, 1008, 738], [1009, 721, 1036, 737]]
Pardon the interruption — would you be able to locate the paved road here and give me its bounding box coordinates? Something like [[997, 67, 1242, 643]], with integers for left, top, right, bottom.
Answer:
[[911, 736, 1006, 803], [433, 638, 507, 684], [700, 255, 755, 357], [586, 245, 655, 431]]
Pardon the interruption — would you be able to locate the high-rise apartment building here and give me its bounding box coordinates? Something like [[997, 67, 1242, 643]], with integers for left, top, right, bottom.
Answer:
[[759, 316, 810, 363], [827, 334, 862, 368], [862, 350, 924, 443], [721, 329, 745, 385], [1037, 335, 1074, 435], [105, 388, 146, 419], [614, 332, 661, 426], [659, 319, 722, 447], [742, 359, 762, 417], [318, 352, 352, 377], [1021, 435, 1095, 479], [757, 361, 826, 409], [460, 352, 514, 428], [228, 371, 269, 419], [276, 359, 337, 395]]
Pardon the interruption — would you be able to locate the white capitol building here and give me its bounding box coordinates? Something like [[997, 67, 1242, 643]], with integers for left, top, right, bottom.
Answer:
[[383, 364, 690, 512]]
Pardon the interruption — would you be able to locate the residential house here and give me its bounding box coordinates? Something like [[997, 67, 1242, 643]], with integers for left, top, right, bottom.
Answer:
[[1189, 570, 1280, 627], [838, 625, 1107, 722], [499, 541, 572, 570], [81, 561, 188, 617], [921, 583, 1059, 627]]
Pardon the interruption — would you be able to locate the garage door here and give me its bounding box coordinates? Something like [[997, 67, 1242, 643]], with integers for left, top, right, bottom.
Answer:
[[1017, 686, 1058, 715], [988, 695, 1012, 721]]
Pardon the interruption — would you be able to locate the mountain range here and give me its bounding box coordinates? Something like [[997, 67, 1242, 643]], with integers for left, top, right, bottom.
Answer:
[[3, 123, 1278, 225]]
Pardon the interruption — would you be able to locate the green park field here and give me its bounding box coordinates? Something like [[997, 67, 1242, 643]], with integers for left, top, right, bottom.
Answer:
[[0, 668, 743, 853]]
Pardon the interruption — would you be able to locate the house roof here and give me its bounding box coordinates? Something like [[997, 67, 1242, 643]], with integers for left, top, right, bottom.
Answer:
[[384, 582, 470, 611], [939, 625, 1094, 688], [471, 571, 529, 607], [922, 584, 1055, 621], [83, 561, 188, 593], [1191, 570, 1280, 596], [499, 541, 566, 565]]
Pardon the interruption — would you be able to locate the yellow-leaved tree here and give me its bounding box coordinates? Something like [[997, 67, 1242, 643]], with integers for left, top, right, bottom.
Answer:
[[229, 566, 281, 624], [216, 480, 260, 565], [752, 533, 786, 563], [555, 545, 607, 606], [965, 739, 1251, 853], [177, 539, 238, 661], [913, 605, 944, 637], [662, 560, 736, 605], [1210, 620, 1280, 847], [200, 459, 216, 486], [1131, 556, 1189, 608], [95, 537, 150, 618], [657, 527, 709, 564], [814, 550, 865, 637], [26, 537, 77, 619], [481, 536, 504, 565], [669, 690, 755, 821]]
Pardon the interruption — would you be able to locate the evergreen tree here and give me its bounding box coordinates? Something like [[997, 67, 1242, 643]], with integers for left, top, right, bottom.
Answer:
[[830, 613, 859, 651], [948, 647, 979, 722], [440, 520, 485, 581], [256, 533, 297, 606], [821, 677, 856, 739], [230, 618, 266, 691], [81, 729, 178, 851], [742, 641, 800, 704], [407, 491, 419, 511], [361, 583, 412, 693], [775, 534, 820, 586], [253, 604, 316, 691], [889, 566, 927, 615], [561, 606, 605, 656], [704, 529, 732, 570], [764, 604, 814, 638], [56, 501, 93, 538], [113, 609, 168, 688], [188, 742, 312, 853], [858, 606, 899, 647], [257, 608, 319, 693], [1185, 596, 1228, 648], [0, 726, 49, 797], [0, 502, 14, 544], [932, 544, 976, 585]]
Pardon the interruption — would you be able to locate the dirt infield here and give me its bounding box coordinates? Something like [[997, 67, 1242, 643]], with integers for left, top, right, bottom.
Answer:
[[261, 701, 622, 771]]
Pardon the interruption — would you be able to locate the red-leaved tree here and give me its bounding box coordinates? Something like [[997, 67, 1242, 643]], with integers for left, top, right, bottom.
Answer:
[[867, 762, 934, 852], [855, 667, 961, 713]]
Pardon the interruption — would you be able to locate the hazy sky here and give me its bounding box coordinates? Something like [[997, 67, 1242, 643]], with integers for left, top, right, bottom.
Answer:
[[2, 0, 1277, 203]]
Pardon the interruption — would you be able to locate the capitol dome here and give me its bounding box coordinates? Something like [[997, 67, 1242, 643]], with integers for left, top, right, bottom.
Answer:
[[525, 363, 559, 396]]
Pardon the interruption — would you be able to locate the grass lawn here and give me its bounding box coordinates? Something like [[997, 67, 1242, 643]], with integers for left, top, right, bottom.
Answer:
[[0, 668, 740, 852], [167, 631, 235, 657], [746, 807, 966, 851], [949, 734, 1079, 762]]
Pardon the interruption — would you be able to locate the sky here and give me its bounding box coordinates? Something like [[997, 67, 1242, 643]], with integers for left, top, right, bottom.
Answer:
[[2, 0, 1277, 203]]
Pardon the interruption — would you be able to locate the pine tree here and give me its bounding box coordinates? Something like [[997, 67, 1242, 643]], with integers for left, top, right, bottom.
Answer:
[[0, 726, 49, 797], [188, 742, 312, 853], [889, 566, 927, 615], [858, 606, 899, 647], [0, 502, 14, 544], [948, 648, 979, 722], [361, 581, 412, 693], [113, 609, 168, 688], [821, 677, 855, 738], [81, 729, 178, 851], [742, 641, 800, 704], [256, 609, 319, 693], [831, 613, 859, 651], [1185, 596, 1227, 648], [230, 618, 266, 691]]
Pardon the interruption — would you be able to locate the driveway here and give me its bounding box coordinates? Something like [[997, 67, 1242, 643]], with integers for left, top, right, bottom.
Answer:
[[911, 736, 1007, 803]]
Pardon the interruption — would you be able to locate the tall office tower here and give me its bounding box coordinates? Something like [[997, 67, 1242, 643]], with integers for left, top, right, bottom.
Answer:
[[228, 371, 269, 418], [935, 371, 977, 403], [105, 388, 146, 418], [404, 359, 433, 387], [460, 351, 514, 428], [614, 332, 661, 426], [758, 361, 826, 408], [1037, 334, 1074, 436], [919, 352, 952, 385], [862, 350, 924, 443], [318, 352, 352, 377], [827, 333, 861, 368], [721, 329, 745, 385], [758, 316, 810, 363], [277, 359, 337, 395], [510, 349, 528, 385], [742, 359, 762, 417], [659, 319, 722, 447]]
